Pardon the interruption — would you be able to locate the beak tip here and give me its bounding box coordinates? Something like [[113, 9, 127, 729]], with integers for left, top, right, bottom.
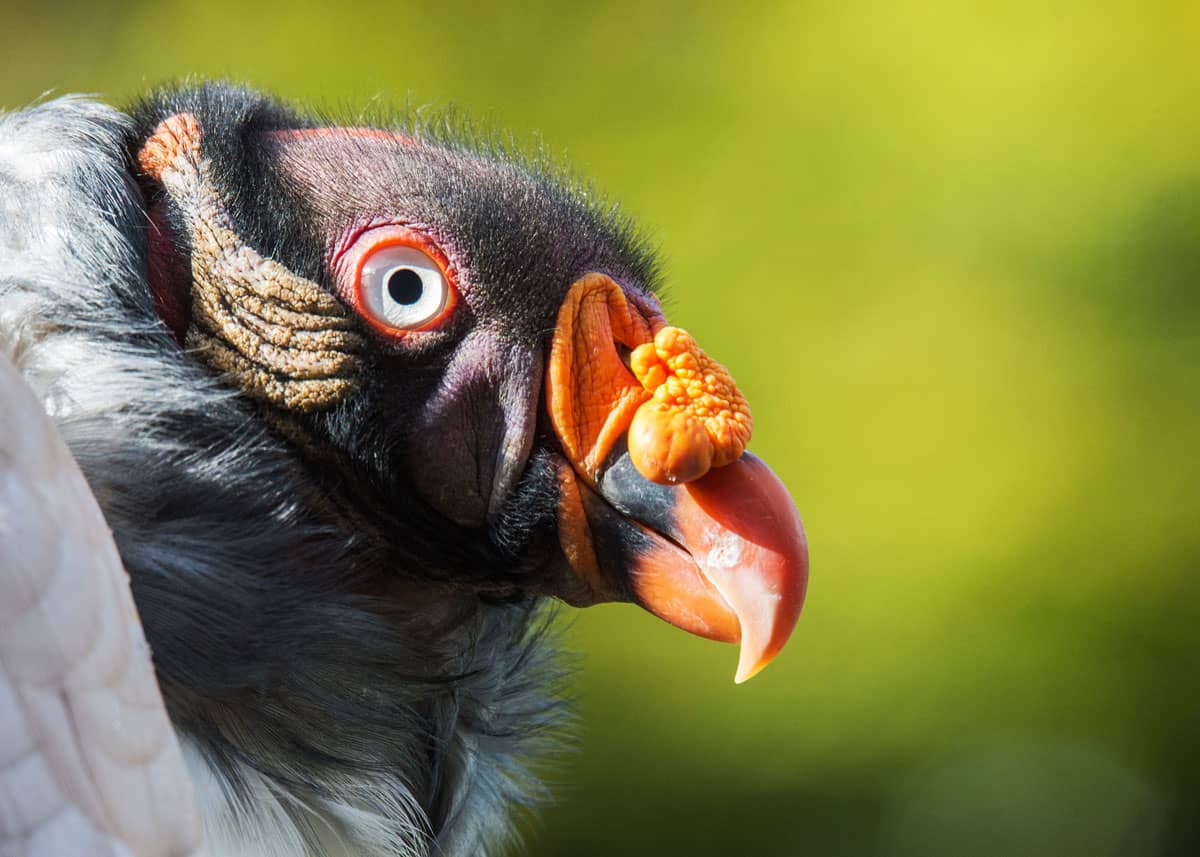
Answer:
[[733, 661, 762, 685], [732, 605, 803, 685]]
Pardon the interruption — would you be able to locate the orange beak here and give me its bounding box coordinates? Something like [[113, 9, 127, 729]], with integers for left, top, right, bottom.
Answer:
[[546, 274, 809, 682]]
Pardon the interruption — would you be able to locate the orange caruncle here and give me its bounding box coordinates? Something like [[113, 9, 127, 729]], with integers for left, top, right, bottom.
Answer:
[[546, 273, 752, 487], [628, 326, 753, 485]]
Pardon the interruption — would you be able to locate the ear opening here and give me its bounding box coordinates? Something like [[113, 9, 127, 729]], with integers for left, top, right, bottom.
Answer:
[[145, 198, 191, 344], [137, 113, 205, 345]]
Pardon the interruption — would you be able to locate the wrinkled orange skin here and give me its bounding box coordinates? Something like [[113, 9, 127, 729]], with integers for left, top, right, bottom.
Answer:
[[546, 273, 662, 481]]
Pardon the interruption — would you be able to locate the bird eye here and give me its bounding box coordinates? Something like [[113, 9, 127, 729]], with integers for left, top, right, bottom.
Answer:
[[357, 243, 451, 331]]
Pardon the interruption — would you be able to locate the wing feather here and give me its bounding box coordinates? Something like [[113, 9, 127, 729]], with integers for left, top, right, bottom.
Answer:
[[0, 353, 202, 857]]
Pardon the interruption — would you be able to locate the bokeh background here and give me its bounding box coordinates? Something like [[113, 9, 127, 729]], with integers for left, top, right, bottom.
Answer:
[[4, 1, 1198, 854]]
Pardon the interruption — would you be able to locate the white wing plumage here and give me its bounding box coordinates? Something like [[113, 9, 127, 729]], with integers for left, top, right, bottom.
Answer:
[[0, 352, 202, 856]]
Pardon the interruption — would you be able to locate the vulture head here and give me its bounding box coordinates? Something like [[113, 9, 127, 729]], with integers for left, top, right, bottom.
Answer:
[[0, 84, 807, 856]]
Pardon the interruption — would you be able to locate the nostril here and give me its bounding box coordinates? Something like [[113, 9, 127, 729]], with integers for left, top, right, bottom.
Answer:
[[615, 342, 633, 373]]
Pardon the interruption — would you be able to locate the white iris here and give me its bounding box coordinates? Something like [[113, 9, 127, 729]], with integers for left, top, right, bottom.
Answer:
[[359, 245, 448, 329]]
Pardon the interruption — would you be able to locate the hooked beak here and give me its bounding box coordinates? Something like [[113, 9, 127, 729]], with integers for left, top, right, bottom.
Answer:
[[545, 274, 809, 682]]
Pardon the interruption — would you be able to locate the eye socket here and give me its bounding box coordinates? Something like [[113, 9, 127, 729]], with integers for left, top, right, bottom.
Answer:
[[357, 243, 451, 331]]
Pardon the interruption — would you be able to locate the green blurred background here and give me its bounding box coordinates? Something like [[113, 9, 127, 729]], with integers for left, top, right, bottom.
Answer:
[[4, 1, 1198, 854]]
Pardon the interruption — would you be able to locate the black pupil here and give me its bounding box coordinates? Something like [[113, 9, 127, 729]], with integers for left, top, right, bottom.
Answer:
[[386, 268, 424, 305]]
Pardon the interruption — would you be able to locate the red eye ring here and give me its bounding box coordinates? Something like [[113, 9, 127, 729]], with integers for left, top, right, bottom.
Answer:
[[335, 224, 460, 340]]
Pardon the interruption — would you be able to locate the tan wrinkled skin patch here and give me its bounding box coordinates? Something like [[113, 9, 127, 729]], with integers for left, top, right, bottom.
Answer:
[[139, 114, 363, 412]]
